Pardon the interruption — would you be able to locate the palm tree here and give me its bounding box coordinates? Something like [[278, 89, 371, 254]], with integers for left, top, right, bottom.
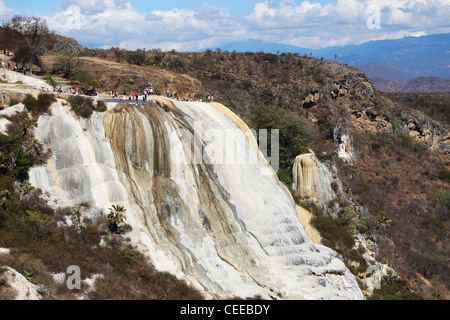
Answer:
[[108, 204, 126, 234], [0, 189, 12, 210], [71, 209, 82, 224], [8, 117, 34, 172], [26, 138, 43, 159], [20, 118, 34, 138], [19, 180, 34, 199]]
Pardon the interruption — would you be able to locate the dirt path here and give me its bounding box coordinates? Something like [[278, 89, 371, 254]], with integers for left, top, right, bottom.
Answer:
[[42, 54, 204, 98]]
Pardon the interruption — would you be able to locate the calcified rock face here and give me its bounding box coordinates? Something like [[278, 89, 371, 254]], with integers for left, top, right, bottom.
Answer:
[[30, 98, 363, 300], [292, 153, 337, 209], [292, 154, 317, 200]]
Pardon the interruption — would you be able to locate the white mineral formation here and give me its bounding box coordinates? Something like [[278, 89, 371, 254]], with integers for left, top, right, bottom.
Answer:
[[1, 69, 53, 92], [292, 153, 337, 207], [29, 97, 364, 300]]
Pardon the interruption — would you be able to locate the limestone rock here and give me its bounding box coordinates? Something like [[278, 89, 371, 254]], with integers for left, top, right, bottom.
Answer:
[[296, 206, 321, 245], [292, 153, 317, 200], [292, 153, 337, 208], [0, 266, 42, 300]]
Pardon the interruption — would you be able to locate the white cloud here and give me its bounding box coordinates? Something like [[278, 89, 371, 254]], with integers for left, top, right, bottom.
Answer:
[[46, 1, 246, 50], [61, 0, 128, 12], [36, 0, 450, 51], [0, 0, 14, 21], [245, 0, 450, 47]]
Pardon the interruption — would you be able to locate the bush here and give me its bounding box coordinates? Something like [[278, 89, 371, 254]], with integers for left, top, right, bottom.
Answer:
[[369, 279, 422, 300], [249, 105, 313, 185], [263, 53, 278, 63], [11, 152, 31, 180], [421, 217, 446, 231], [0, 134, 32, 180], [311, 216, 355, 250], [437, 169, 450, 183], [96, 100, 107, 112], [74, 73, 99, 94], [67, 95, 95, 118], [436, 190, 450, 210], [23, 93, 56, 117]]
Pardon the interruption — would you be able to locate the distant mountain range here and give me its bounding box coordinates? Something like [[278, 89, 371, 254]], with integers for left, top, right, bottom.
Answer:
[[372, 77, 450, 93], [217, 33, 450, 89]]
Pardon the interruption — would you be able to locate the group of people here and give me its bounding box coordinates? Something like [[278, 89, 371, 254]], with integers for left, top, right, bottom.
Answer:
[[70, 86, 81, 95], [109, 86, 155, 103], [0, 60, 29, 75]]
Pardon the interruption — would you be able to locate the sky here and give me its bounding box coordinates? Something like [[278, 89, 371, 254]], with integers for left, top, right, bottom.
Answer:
[[1, 0, 449, 51]]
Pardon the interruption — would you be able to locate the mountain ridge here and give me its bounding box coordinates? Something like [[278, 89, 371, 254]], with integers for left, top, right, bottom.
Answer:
[[217, 33, 450, 81]]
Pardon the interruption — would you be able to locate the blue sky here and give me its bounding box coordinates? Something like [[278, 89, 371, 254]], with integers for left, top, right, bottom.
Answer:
[[3, 0, 335, 15], [1, 0, 449, 51]]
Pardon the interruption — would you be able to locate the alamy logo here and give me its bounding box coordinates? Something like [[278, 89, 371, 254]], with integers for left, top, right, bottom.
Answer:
[[367, 5, 381, 30], [367, 265, 382, 289], [169, 122, 280, 175], [66, 265, 81, 290], [65, 5, 82, 30]]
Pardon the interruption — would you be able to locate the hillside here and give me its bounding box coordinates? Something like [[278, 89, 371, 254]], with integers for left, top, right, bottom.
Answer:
[[1, 45, 449, 300]]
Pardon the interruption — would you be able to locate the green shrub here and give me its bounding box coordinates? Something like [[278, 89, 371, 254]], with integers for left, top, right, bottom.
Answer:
[[369, 279, 422, 300], [9, 99, 20, 106], [437, 169, 450, 183], [421, 217, 446, 231], [0, 265, 7, 275], [298, 200, 323, 216], [23, 94, 39, 110], [20, 210, 54, 240], [67, 95, 95, 119], [263, 53, 278, 63], [23, 93, 56, 117], [249, 105, 313, 188], [436, 190, 450, 210], [74, 73, 99, 94], [0, 134, 32, 180], [311, 216, 355, 250], [96, 100, 107, 112], [11, 152, 31, 180]]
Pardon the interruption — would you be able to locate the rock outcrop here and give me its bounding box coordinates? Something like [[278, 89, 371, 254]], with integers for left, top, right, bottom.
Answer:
[[292, 153, 338, 210], [0, 266, 42, 300]]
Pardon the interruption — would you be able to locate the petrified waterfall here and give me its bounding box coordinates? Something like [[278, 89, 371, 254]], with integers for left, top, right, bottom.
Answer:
[[29, 97, 364, 300], [292, 153, 337, 208]]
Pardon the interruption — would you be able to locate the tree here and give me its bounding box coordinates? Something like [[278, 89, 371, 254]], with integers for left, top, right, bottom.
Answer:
[[71, 209, 82, 226], [0, 189, 12, 210], [126, 49, 147, 66], [74, 73, 99, 94], [52, 54, 82, 79], [19, 180, 34, 199], [25, 138, 43, 159], [108, 204, 126, 234], [10, 16, 53, 74], [8, 117, 34, 174], [112, 47, 126, 62]]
